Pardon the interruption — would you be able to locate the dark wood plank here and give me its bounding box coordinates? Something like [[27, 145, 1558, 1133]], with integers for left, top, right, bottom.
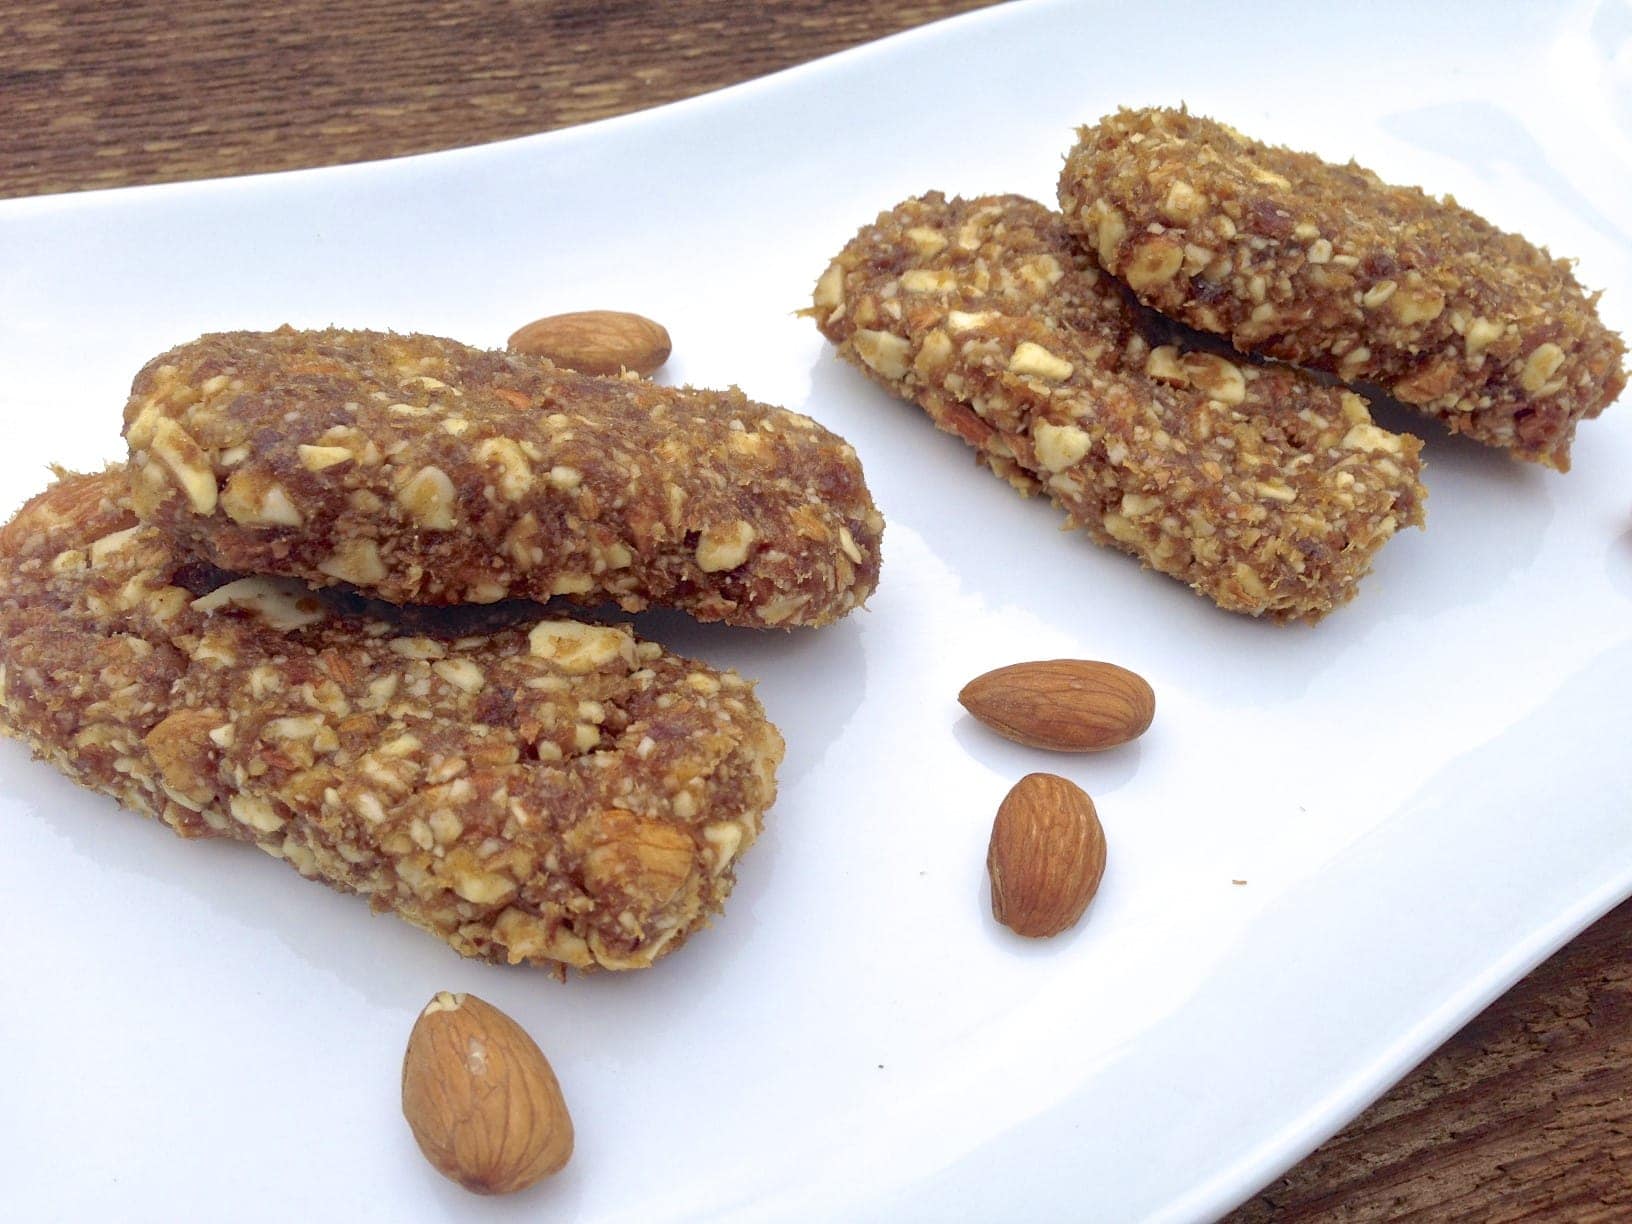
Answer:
[[1, 0, 1000, 197], [4, 2, 1629, 1218]]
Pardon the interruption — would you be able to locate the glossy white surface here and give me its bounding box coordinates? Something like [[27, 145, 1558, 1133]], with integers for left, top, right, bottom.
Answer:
[[2, 1, 1629, 1219]]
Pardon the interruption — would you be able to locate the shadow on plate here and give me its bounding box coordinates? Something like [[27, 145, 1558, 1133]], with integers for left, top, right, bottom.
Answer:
[[951, 715, 1145, 799], [1610, 524, 1632, 601]]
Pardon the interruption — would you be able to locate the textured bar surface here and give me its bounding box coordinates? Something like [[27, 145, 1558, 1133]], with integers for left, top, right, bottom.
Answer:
[[0, 468, 783, 972], [1059, 107, 1627, 470], [124, 328, 883, 627], [813, 192, 1425, 621]]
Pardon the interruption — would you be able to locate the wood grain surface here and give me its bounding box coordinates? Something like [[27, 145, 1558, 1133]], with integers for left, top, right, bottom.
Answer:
[[4, 2, 1629, 1218]]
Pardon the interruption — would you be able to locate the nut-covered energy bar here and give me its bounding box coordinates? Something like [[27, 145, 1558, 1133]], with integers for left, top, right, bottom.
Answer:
[[1059, 107, 1628, 470], [812, 193, 1425, 621], [0, 468, 783, 972], [124, 328, 884, 627]]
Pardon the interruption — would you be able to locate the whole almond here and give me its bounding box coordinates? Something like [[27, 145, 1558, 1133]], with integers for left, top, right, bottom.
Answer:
[[987, 772, 1106, 938], [507, 310, 671, 376], [401, 992, 573, 1195], [959, 659, 1154, 752]]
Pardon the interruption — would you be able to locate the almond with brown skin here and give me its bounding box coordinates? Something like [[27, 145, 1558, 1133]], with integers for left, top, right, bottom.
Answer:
[[507, 310, 672, 376], [959, 659, 1154, 751], [401, 991, 574, 1195], [987, 772, 1106, 938]]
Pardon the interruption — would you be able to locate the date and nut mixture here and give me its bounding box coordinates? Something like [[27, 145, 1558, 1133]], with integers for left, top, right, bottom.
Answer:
[[812, 192, 1424, 621], [125, 328, 884, 628], [1060, 107, 1628, 470], [0, 468, 784, 973]]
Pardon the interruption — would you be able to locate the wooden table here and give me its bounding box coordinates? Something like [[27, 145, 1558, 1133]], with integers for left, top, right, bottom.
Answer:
[[5, 2, 1628, 1217]]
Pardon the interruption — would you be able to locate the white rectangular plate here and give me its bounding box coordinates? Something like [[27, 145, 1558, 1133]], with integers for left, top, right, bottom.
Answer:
[[2, 1, 1629, 1219]]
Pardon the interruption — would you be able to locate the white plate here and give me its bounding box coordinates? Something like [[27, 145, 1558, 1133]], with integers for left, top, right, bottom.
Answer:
[[2, 1, 1629, 1219]]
